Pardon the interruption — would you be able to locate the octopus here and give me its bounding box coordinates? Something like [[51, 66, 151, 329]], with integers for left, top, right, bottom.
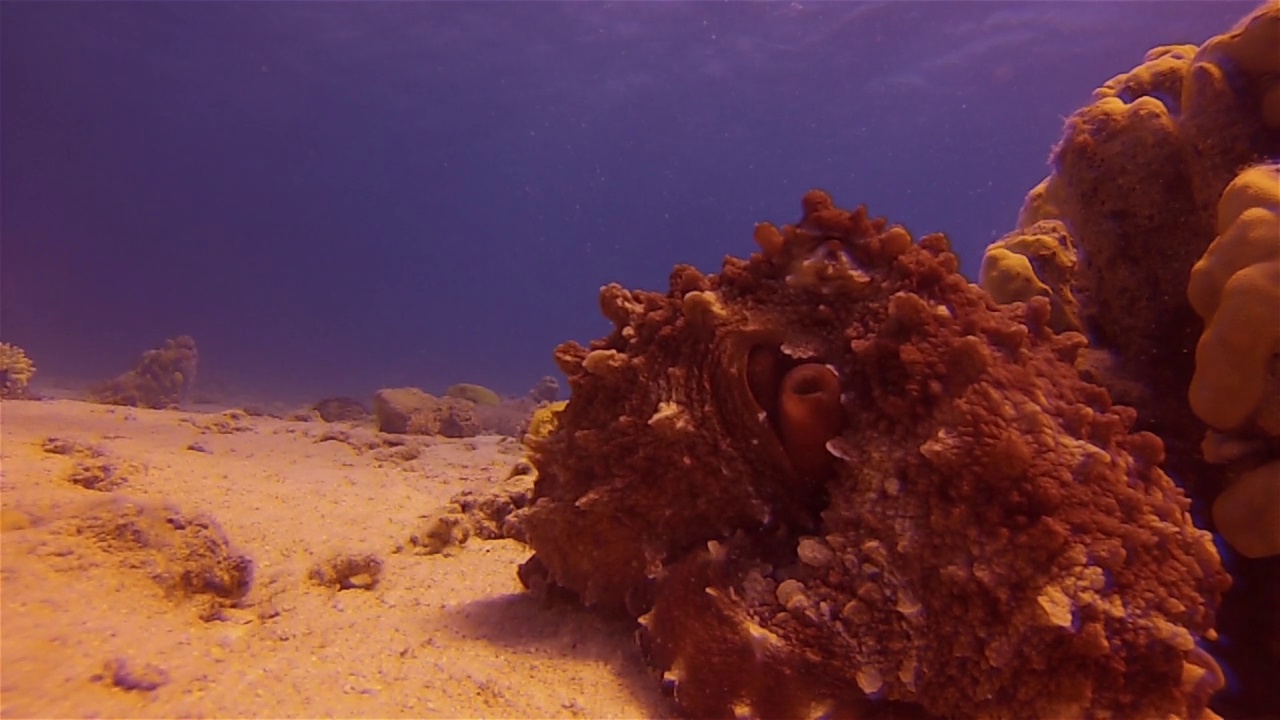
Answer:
[[517, 190, 1232, 720]]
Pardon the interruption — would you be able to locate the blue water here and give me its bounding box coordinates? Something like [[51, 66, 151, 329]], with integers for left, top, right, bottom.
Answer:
[[0, 1, 1251, 403]]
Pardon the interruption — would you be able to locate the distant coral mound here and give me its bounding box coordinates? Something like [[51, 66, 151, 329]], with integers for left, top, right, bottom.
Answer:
[[444, 383, 501, 406], [0, 342, 36, 398], [311, 396, 371, 423], [372, 387, 481, 437], [88, 336, 198, 409], [528, 375, 560, 404], [370, 385, 538, 439]]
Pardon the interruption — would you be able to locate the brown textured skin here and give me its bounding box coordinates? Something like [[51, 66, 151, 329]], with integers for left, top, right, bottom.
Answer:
[[522, 191, 1231, 719]]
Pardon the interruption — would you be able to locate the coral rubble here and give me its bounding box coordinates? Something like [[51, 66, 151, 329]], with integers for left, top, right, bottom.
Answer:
[[372, 387, 481, 437], [408, 459, 535, 555], [521, 190, 1229, 719], [372, 386, 537, 438], [63, 496, 253, 617], [88, 336, 199, 409], [312, 396, 371, 423]]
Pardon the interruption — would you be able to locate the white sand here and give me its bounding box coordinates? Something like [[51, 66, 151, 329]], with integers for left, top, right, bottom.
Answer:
[[0, 398, 670, 718]]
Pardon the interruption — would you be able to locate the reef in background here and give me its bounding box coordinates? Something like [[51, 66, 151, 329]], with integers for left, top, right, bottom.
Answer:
[[87, 336, 199, 410], [0, 342, 36, 398]]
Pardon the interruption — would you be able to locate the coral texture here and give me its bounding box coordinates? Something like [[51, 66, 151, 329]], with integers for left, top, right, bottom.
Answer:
[[524, 400, 567, 443], [312, 397, 371, 423], [979, 7, 1280, 711], [1189, 163, 1280, 561], [521, 191, 1229, 720], [88, 336, 198, 409], [372, 387, 535, 438], [978, 220, 1081, 333], [0, 342, 36, 398], [1188, 163, 1280, 437], [989, 3, 1280, 481]]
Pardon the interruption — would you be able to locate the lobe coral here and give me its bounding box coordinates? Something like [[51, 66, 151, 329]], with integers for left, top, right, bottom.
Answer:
[[520, 190, 1229, 720]]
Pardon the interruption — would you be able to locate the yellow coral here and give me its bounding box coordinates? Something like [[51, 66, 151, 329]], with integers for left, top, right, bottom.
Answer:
[[0, 342, 35, 398], [445, 383, 501, 406], [1189, 165, 1280, 319], [980, 248, 1048, 304], [1015, 176, 1065, 228], [1093, 44, 1198, 111], [525, 400, 567, 442], [1187, 163, 1280, 433], [1197, 1, 1280, 129], [979, 221, 1083, 333]]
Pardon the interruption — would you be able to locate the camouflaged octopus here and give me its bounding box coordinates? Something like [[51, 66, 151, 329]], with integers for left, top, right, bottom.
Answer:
[[518, 191, 1231, 720]]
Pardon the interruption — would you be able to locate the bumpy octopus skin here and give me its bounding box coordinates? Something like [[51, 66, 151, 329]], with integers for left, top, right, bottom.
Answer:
[[519, 191, 1231, 720]]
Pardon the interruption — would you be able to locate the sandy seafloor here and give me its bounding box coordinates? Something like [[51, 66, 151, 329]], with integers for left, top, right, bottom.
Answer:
[[0, 397, 673, 718]]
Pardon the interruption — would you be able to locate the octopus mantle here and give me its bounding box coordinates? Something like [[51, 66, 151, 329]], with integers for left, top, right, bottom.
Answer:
[[520, 191, 1229, 720]]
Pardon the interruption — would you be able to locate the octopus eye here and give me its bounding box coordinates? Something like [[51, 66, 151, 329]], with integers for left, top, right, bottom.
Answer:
[[784, 367, 836, 398], [777, 363, 843, 480], [745, 343, 844, 482]]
